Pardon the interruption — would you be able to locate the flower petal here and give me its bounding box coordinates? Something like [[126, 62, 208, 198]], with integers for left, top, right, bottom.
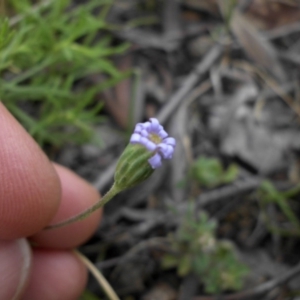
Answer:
[[140, 137, 156, 151], [164, 148, 174, 159], [150, 118, 159, 125], [148, 153, 162, 169], [150, 118, 161, 132], [158, 144, 174, 159], [134, 123, 143, 133], [130, 133, 141, 143], [143, 122, 151, 130], [164, 137, 176, 146], [140, 129, 149, 137], [158, 129, 168, 139], [129, 118, 176, 169]]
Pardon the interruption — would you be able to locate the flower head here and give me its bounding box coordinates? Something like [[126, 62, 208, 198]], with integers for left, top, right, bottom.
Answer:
[[130, 118, 176, 169], [113, 118, 176, 191]]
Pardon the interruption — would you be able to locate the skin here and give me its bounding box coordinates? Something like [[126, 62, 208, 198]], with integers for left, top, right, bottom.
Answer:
[[0, 102, 102, 299]]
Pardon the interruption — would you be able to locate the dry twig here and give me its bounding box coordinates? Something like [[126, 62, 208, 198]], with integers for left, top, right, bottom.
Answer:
[[157, 44, 223, 124], [74, 250, 120, 300]]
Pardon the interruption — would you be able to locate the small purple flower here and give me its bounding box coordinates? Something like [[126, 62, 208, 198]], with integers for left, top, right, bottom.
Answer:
[[130, 118, 176, 169]]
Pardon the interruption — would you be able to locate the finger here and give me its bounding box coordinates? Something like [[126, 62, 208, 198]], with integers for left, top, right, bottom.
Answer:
[[31, 164, 102, 249], [0, 239, 31, 300], [0, 103, 61, 240], [22, 249, 87, 300]]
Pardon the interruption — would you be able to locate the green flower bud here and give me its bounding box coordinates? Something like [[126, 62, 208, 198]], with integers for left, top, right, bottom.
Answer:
[[114, 143, 155, 190]]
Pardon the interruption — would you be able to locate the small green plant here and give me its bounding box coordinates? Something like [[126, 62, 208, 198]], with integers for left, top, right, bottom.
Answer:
[[80, 290, 102, 300], [0, 18, 13, 49], [162, 206, 248, 293], [257, 180, 300, 236], [191, 156, 238, 188], [1, 0, 129, 146]]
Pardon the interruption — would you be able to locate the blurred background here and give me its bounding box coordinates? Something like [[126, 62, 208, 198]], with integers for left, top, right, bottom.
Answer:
[[2, 0, 300, 299]]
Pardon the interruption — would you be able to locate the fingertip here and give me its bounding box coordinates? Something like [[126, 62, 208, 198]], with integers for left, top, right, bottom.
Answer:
[[22, 249, 87, 300], [32, 164, 102, 249], [0, 239, 32, 300], [0, 103, 61, 239]]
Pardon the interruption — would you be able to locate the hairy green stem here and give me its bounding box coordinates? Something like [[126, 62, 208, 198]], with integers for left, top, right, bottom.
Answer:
[[45, 184, 120, 230]]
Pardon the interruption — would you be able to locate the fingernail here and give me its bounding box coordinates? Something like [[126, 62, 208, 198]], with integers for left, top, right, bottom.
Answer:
[[0, 239, 32, 300]]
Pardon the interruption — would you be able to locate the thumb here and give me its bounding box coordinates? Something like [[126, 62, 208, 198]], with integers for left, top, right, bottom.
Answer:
[[0, 239, 32, 300]]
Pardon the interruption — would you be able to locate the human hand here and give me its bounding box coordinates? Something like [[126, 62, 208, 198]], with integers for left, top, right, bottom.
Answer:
[[0, 103, 102, 300]]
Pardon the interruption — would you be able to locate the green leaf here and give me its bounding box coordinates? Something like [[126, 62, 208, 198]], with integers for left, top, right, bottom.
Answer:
[[161, 254, 179, 269], [80, 290, 102, 300], [191, 156, 238, 188], [0, 18, 14, 50], [222, 164, 239, 183], [1, 0, 128, 147], [259, 181, 300, 230], [177, 255, 191, 277]]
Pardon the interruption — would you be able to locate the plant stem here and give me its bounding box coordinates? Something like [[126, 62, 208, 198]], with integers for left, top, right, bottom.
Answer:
[[73, 250, 120, 300], [45, 184, 120, 230]]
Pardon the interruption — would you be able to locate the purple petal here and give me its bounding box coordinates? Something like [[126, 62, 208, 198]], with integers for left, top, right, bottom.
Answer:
[[149, 118, 161, 132], [164, 137, 176, 146], [134, 123, 143, 133], [151, 124, 163, 134], [148, 153, 162, 169], [130, 133, 141, 143], [150, 118, 159, 125], [166, 145, 174, 158], [143, 122, 151, 130], [140, 129, 149, 137], [158, 144, 174, 159], [129, 119, 176, 169], [140, 137, 156, 151], [158, 129, 168, 139]]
